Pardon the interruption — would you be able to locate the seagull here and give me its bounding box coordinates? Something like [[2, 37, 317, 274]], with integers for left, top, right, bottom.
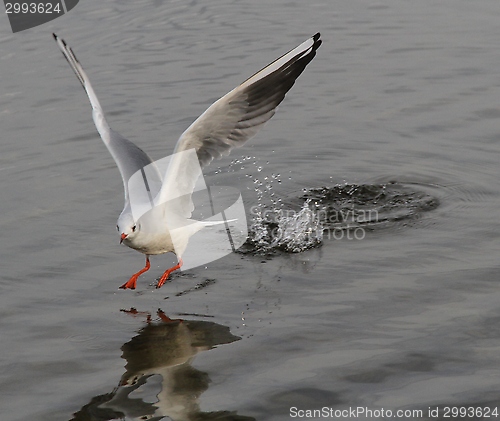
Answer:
[[53, 32, 322, 290]]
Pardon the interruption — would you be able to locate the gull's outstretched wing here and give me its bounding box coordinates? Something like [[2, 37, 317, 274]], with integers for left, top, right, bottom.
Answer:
[[160, 33, 322, 218], [174, 33, 322, 168], [53, 34, 161, 205]]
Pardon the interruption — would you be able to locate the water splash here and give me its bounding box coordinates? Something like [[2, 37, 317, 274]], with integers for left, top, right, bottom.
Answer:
[[220, 157, 439, 254], [244, 162, 323, 253], [247, 200, 324, 254], [244, 181, 439, 254]]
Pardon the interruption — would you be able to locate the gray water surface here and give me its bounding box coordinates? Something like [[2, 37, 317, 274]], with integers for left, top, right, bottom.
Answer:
[[1, 1, 500, 420]]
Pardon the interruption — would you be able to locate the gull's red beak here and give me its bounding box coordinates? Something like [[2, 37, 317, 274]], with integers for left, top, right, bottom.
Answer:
[[120, 233, 128, 244]]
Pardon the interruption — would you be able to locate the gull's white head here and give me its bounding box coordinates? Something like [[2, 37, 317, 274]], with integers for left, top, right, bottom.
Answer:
[[117, 213, 140, 244]]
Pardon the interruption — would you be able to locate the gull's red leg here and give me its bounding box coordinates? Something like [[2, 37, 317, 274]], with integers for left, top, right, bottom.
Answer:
[[120, 256, 151, 290], [156, 259, 183, 289]]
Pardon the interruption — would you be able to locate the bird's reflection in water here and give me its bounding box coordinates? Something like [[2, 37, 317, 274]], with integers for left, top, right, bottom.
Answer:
[[70, 309, 253, 421]]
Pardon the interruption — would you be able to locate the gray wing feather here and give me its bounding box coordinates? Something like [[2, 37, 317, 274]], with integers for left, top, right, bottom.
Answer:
[[174, 33, 322, 168], [53, 34, 161, 206]]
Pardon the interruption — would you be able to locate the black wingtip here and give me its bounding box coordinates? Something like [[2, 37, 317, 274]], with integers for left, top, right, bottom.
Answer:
[[53, 33, 68, 49], [312, 32, 322, 51]]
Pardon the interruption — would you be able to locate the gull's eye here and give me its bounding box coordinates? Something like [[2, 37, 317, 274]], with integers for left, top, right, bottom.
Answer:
[[132, 225, 136, 232], [116, 225, 119, 232]]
